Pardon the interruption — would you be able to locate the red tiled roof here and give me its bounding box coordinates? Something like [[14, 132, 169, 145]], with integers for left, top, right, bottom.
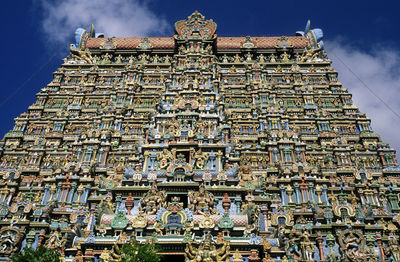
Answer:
[[86, 37, 175, 49], [217, 36, 308, 49], [86, 36, 308, 50]]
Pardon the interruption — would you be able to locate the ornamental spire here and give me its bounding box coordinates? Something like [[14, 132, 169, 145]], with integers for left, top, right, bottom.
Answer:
[[174, 11, 217, 40]]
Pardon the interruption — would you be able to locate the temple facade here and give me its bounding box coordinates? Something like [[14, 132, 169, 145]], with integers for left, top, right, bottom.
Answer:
[[0, 11, 399, 262]]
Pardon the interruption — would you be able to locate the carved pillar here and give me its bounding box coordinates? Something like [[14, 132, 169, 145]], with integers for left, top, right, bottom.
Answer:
[[61, 181, 71, 202], [359, 190, 366, 205], [294, 183, 301, 204], [217, 151, 223, 172], [75, 186, 83, 204], [309, 183, 315, 203], [41, 186, 50, 205], [300, 181, 308, 203], [322, 186, 329, 205], [260, 206, 268, 231], [0, 188, 8, 203], [54, 184, 62, 202], [268, 149, 272, 165], [102, 148, 109, 166], [373, 191, 379, 206], [86, 204, 96, 233], [143, 151, 150, 172], [316, 234, 325, 261], [280, 186, 287, 205], [286, 186, 294, 204], [388, 193, 399, 210], [376, 235, 384, 261], [83, 186, 91, 203], [49, 185, 56, 202], [380, 154, 386, 166], [315, 186, 322, 204], [37, 231, 45, 247], [235, 197, 241, 214], [67, 183, 77, 203]]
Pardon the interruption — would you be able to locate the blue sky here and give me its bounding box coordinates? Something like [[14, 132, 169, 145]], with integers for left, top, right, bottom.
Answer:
[[1, 0, 400, 154]]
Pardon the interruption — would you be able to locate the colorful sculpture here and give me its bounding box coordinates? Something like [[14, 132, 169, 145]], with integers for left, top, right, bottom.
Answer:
[[0, 11, 399, 261]]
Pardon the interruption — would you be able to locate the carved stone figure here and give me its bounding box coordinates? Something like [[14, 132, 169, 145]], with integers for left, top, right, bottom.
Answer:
[[141, 184, 167, 214], [193, 149, 208, 170], [188, 184, 215, 215], [157, 149, 174, 169], [69, 45, 94, 64], [0, 11, 398, 261], [185, 232, 230, 262], [45, 230, 66, 250]]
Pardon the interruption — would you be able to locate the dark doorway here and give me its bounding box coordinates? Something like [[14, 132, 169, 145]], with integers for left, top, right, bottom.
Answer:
[[161, 254, 185, 262]]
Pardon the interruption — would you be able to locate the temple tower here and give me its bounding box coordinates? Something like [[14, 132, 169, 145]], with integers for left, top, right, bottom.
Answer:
[[0, 11, 399, 262]]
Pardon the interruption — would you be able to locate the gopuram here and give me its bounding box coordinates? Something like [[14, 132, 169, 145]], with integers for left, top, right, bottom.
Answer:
[[0, 11, 399, 262]]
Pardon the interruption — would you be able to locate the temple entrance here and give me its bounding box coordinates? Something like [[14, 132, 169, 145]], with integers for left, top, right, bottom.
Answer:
[[174, 168, 185, 179], [173, 168, 186, 181], [161, 254, 185, 262]]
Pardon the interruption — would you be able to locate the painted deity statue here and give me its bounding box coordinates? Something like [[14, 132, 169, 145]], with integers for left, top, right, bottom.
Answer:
[[185, 232, 230, 262], [141, 184, 167, 215], [188, 184, 216, 215]]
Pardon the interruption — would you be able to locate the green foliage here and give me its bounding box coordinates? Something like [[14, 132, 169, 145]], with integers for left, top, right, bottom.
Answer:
[[12, 246, 60, 262], [120, 240, 162, 262]]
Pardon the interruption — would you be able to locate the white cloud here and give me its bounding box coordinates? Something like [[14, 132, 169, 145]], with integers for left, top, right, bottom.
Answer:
[[40, 0, 169, 45], [326, 40, 400, 157]]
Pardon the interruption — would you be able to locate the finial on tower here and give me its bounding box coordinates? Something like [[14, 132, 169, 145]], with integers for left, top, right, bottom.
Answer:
[[72, 24, 104, 50], [296, 20, 324, 49], [174, 11, 217, 40]]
